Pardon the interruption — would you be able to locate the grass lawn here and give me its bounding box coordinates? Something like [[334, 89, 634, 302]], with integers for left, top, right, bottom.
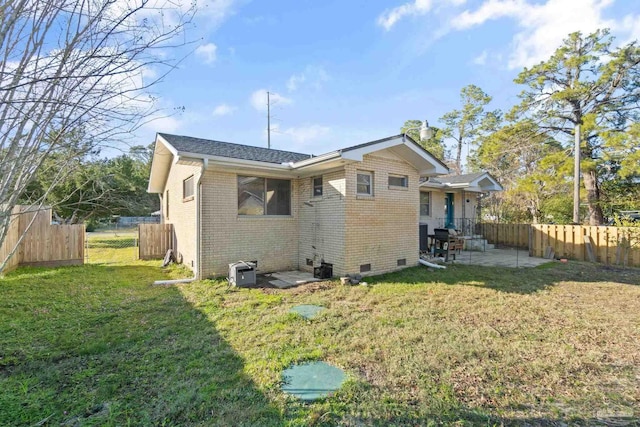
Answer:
[[1, 251, 639, 426]]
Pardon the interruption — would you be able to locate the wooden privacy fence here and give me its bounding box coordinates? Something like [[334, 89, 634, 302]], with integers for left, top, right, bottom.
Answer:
[[530, 224, 640, 267], [480, 223, 640, 267], [138, 223, 173, 260], [0, 206, 84, 274], [479, 223, 530, 248]]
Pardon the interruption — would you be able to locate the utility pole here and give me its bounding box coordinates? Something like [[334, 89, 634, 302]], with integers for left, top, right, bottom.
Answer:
[[266, 91, 271, 149], [573, 123, 580, 224]]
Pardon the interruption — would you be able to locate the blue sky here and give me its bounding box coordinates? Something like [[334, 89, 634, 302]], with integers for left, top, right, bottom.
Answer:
[[137, 0, 640, 156]]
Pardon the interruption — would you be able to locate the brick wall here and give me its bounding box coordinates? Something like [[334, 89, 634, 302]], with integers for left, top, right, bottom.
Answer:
[[200, 169, 299, 277], [162, 162, 200, 272], [343, 152, 420, 276], [297, 170, 346, 275]]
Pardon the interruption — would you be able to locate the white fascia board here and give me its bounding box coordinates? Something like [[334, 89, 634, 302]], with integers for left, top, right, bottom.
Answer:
[[474, 175, 503, 191], [340, 138, 403, 161], [420, 181, 445, 189], [291, 151, 341, 168], [340, 137, 449, 176], [148, 136, 177, 193], [403, 143, 449, 175], [157, 134, 179, 156]]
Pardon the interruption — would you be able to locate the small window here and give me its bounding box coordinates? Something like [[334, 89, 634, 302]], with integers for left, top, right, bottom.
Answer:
[[420, 192, 431, 216], [397, 258, 406, 266], [388, 174, 408, 188], [183, 175, 194, 200], [360, 263, 371, 273], [312, 176, 323, 197], [357, 171, 373, 196], [306, 258, 313, 266]]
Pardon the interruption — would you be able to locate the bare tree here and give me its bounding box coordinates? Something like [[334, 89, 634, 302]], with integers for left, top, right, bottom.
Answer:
[[0, 0, 195, 272]]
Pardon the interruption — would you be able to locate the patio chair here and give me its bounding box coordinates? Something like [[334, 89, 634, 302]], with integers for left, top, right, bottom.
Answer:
[[433, 228, 463, 261]]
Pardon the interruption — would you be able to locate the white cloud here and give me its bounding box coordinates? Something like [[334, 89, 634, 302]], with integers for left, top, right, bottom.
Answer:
[[275, 124, 331, 144], [286, 73, 306, 92], [450, 0, 624, 69], [378, 0, 435, 31], [144, 114, 183, 133], [377, 0, 466, 31], [195, 43, 217, 65], [203, 0, 239, 26], [212, 103, 236, 116], [472, 50, 488, 65], [249, 89, 292, 111], [286, 65, 330, 92], [618, 13, 640, 45]]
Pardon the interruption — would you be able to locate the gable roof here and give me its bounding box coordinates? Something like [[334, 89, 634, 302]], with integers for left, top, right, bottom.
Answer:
[[158, 133, 310, 164], [340, 134, 449, 172], [422, 171, 503, 192], [432, 172, 487, 185], [149, 132, 450, 193]]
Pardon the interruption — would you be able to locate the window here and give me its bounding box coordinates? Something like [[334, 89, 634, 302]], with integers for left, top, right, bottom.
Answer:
[[238, 176, 291, 216], [420, 192, 431, 216], [357, 171, 373, 195], [388, 174, 408, 188], [360, 263, 371, 273], [183, 175, 194, 200], [312, 176, 323, 197], [165, 190, 169, 219]]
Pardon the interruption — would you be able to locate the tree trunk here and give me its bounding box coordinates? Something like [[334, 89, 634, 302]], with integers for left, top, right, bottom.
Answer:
[[582, 168, 604, 225], [455, 140, 462, 175]]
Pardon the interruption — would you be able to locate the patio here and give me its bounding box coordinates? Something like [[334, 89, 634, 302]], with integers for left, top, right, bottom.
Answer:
[[451, 248, 550, 268]]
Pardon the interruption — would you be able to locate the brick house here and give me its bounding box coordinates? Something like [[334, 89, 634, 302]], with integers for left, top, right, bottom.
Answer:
[[148, 133, 450, 279], [418, 172, 503, 241]]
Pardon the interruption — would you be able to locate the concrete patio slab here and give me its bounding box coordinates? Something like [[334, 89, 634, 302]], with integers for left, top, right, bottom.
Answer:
[[269, 271, 321, 288], [451, 248, 550, 268]]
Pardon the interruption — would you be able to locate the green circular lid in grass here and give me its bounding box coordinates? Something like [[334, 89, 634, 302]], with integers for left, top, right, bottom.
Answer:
[[281, 361, 346, 401], [290, 304, 325, 319]]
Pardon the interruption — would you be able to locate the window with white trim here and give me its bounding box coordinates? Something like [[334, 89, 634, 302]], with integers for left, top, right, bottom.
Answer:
[[238, 176, 291, 215], [356, 171, 373, 196], [420, 191, 431, 216], [388, 174, 408, 188]]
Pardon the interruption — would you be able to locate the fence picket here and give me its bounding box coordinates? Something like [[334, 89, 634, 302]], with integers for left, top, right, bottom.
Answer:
[[480, 223, 639, 267], [138, 224, 173, 260]]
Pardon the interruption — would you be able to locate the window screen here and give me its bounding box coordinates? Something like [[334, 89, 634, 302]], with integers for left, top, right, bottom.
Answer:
[[238, 176, 291, 216], [183, 175, 194, 199], [357, 172, 372, 195]]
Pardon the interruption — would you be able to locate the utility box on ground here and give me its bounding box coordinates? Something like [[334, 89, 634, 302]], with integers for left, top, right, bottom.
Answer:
[[228, 261, 256, 287]]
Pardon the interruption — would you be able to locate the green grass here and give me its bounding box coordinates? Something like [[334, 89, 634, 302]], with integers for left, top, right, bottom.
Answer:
[[1, 251, 639, 426]]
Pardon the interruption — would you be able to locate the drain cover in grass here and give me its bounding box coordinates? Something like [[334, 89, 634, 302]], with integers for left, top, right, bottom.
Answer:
[[281, 361, 346, 401], [290, 304, 325, 319]]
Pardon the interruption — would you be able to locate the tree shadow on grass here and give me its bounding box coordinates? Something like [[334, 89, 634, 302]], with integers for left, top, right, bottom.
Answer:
[[369, 261, 640, 294], [0, 264, 283, 426]]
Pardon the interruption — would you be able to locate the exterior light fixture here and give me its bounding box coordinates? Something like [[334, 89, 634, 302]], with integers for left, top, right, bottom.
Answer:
[[403, 119, 433, 142]]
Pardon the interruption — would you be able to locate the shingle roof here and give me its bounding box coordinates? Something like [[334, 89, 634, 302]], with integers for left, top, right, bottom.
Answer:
[[158, 133, 311, 164], [438, 172, 487, 184]]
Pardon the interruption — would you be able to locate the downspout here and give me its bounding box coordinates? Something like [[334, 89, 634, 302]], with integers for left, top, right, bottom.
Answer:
[[153, 158, 208, 286], [195, 158, 209, 279]]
